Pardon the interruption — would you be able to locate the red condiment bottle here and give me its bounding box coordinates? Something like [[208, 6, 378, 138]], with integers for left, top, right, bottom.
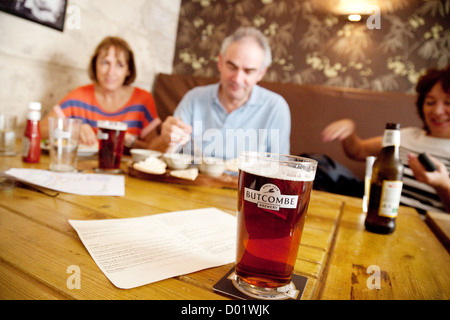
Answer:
[[22, 102, 41, 163]]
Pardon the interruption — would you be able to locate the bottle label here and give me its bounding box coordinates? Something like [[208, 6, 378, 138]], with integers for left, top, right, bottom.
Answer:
[[378, 180, 403, 217], [382, 129, 400, 147]]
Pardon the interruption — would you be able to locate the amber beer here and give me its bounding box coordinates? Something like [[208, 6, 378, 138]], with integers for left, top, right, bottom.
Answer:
[[97, 120, 127, 172], [235, 152, 317, 296]]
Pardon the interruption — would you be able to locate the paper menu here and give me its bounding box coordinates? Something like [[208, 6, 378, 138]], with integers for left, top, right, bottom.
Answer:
[[5, 168, 124, 196], [69, 208, 236, 289]]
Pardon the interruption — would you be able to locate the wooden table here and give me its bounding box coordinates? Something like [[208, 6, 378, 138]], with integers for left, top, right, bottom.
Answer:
[[1, 150, 449, 301], [426, 211, 450, 253]]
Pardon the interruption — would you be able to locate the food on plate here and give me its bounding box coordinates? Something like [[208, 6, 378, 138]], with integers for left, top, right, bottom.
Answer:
[[162, 153, 192, 170], [133, 156, 167, 175], [199, 157, 226, 177], [130, 149, 162, 162], [170, 168, 199, 181], [78, 143, 99, 152], [226, 158, 238, 172]]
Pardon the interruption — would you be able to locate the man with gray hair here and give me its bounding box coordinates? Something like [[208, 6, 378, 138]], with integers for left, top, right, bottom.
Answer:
[[160, 26, 291, 159]]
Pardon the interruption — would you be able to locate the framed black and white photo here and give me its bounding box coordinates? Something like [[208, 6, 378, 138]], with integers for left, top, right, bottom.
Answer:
[[0, 0, 68, 31]]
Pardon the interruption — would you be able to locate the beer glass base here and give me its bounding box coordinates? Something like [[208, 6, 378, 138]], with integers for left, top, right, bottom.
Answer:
[[95, 168, 123, 174], [233, 276, 295, 300]]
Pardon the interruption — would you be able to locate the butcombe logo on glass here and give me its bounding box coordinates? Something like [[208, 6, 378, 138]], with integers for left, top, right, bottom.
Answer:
[[244, 184, 299, 212]]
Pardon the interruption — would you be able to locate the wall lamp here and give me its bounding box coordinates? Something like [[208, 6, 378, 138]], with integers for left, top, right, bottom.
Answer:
[[348, 14, 362, 21]]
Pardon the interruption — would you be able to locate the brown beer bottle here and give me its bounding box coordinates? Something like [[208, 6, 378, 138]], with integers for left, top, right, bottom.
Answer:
[[365, 123, 404, 234]]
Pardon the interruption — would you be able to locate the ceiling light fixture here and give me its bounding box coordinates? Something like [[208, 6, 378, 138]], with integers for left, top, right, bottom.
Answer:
[[348, 14, 362, 21]]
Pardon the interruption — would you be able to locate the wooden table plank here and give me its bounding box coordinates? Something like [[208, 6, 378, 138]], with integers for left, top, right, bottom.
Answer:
[[0, 207, 228, 300], [317, 195, 450, 300], [0, 261, 67, 300], [426, 211, 450, 252]]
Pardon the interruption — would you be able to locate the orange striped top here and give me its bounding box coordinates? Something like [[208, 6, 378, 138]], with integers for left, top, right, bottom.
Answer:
[[57, 84, 160, 138]]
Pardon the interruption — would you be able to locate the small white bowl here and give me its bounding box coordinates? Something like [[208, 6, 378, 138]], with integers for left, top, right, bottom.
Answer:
[[199, 157, 226, 177], [162, 153, 192, 170], [130, 149, 162, 162]]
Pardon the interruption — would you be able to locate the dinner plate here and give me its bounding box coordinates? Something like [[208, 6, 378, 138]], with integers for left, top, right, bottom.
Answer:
[[75, 144, 99, 157], [40, 141, 98, 157]]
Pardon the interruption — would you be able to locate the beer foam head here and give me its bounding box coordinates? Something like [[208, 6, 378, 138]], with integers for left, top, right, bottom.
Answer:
[[97, 120, 127, 131], [238, 152, 317, 181]]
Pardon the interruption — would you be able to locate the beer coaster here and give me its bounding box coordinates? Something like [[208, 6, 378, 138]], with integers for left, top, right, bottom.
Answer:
[[213, 267, 308, 300]]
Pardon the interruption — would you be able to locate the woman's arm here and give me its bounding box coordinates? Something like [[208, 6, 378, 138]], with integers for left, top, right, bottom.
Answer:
[[322, 118, 382, 161]]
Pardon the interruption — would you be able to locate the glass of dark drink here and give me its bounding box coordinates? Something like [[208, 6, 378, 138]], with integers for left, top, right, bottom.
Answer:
[[235, 152, 317, 299], [96, 120, 127, 173]]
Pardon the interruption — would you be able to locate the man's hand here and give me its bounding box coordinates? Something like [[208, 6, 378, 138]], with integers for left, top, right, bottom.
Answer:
[[160, 116, 192, 150]]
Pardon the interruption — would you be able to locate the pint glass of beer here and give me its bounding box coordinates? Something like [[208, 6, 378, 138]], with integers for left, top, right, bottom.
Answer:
[[235, 152, 317, 299], [97, 120, 127, 173]]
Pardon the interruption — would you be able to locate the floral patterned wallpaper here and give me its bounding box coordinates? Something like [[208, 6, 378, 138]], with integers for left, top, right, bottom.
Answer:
[[173, 0, 449, 93]]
